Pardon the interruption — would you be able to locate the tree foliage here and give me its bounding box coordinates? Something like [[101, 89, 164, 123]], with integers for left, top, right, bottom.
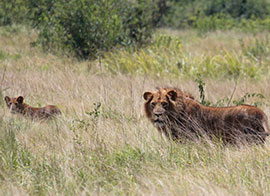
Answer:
[[2, 0, 270, 58], [0, 0, 160, 59], [161, 0, 270, 28]]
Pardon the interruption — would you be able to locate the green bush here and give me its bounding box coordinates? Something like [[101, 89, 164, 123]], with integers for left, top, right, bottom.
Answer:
[[26, 0, 156, 59], [0, 0, 28, 26]]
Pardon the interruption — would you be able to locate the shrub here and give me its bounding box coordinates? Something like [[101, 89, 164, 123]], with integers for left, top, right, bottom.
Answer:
[[0, 0, 28, 26], [27, 0, 156, 59]]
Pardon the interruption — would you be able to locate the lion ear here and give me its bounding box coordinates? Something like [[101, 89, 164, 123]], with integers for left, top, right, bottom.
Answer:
[[4, 96, 10, 104], [16, 96, 24, 104], [167, 90, 177, 101], [143, 92, 153, 101]]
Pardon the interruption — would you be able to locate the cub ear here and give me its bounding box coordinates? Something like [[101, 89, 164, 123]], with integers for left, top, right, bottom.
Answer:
[[16, 96, 24, 104], [167, 90, 177, 101], [143, 91, 153, 101], [4, 96, 10, 103]]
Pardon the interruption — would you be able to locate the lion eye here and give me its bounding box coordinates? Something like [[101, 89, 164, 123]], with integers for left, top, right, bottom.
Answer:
[[15, 103, 18, 106], [162, 102, 168, 108], [151, 102, 156, 108]]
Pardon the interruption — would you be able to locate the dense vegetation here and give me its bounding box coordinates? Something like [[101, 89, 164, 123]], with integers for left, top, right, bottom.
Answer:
[[161, 0, 270, 31], [2, 0, 270, 58], [1, 0, 158, 58]]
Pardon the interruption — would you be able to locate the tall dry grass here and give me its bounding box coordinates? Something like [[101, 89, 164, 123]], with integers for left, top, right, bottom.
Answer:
[[1, 26, 270, 195]]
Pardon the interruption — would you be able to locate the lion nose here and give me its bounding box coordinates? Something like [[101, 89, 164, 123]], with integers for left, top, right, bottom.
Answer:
[[155, 113, 162, 117]]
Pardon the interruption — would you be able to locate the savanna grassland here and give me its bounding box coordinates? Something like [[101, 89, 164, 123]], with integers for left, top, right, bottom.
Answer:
[[2, 25, 270, 196]]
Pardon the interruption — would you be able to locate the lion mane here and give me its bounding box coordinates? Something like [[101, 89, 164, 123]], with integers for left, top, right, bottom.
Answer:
[[143, 87, 270, 144]]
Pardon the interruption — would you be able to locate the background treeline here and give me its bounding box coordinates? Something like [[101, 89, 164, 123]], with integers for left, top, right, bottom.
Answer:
[[1, 0, 270, 58], [161, 0, 270, 33]]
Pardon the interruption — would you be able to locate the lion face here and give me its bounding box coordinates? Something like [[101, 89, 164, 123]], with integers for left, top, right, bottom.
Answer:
[[143, 88, 177, 128], [5, 96, 24, 114]]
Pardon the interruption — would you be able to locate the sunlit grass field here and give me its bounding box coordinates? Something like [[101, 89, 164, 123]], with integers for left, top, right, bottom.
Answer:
[[1, 25, 270, 195]]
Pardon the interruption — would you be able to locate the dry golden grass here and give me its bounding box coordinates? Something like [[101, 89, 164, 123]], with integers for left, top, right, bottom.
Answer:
[[1, 26, 270, 195]]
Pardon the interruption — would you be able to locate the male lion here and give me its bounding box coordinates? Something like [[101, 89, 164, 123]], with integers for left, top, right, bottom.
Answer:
[[143, 87, 270, 144], [5, 96, 61, 120]]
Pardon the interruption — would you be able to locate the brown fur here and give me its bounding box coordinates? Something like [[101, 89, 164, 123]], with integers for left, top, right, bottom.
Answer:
[[143, 87, 270, 144], [5, 96, 61, 120]]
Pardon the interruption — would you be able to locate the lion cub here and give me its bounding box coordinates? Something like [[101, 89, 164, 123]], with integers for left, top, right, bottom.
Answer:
[[5, 96, 61, 120]]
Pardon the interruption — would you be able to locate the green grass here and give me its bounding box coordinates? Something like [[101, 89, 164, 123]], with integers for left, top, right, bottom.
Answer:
[[1, 26, 270, 195], [102, 32, 270, 79], [1, 116, 270, 195]]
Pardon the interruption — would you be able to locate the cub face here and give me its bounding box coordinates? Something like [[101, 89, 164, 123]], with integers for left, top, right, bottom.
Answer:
[[4, 96, 24, 114]]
